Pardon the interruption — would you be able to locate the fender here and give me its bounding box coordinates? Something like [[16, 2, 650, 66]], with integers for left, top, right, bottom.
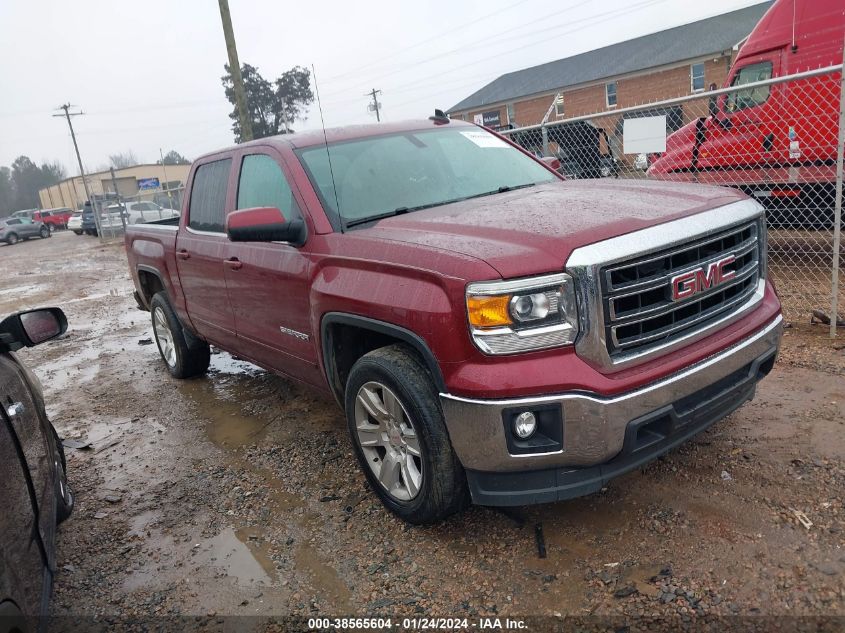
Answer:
[[136, 265, 206, 351], [320, 313, 446, 403]]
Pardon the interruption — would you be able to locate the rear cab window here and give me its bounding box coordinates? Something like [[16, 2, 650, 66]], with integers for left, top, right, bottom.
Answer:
[[188, 158, 232, 233]]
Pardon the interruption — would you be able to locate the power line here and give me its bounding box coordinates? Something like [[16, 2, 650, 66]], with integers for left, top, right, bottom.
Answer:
[[320, 0, 537, 82]]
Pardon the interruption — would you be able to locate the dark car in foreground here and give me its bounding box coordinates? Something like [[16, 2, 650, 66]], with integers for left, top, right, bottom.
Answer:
[[0, 308, 73, 627]]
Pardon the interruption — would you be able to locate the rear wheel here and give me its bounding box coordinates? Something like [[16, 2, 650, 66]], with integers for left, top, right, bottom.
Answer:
[[5, 232, 18, 245], [150, 292, 210, 378], [72, 230, 82, 236], [345, 345, 469, 524], [40, 226, 50, 238]]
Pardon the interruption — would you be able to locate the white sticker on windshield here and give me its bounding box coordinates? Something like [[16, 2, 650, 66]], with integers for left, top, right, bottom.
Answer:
[[460, 130, 508, 148]]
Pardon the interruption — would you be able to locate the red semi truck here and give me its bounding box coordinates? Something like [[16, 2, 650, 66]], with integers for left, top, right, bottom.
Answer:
[[648, 0, 845, 226], [125, 118, 782, 524]]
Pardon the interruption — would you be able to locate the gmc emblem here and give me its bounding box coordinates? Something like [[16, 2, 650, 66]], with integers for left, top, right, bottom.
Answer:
[[671, 255, 736, 301]]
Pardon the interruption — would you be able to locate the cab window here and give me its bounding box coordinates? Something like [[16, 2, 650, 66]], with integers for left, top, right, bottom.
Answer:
[[188, 158, 231, 233], [725, 61, 773, 112], [236, 154, 301, 221]]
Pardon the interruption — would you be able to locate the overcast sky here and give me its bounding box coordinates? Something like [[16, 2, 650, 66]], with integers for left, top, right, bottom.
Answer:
[[0, 0, 767, 175]]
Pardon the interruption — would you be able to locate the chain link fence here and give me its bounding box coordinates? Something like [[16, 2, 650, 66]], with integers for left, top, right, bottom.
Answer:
[[500, 65, 845, 335], [88, 186, 184, 239]]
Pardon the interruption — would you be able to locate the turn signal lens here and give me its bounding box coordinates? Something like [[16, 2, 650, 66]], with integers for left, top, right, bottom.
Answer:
[[467, 295, 513, 328]]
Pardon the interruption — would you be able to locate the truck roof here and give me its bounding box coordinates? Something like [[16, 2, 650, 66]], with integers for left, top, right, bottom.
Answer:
[[196, 118, 477, 161]]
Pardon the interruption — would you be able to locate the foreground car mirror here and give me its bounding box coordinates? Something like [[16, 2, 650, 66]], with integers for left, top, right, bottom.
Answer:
[[226, 206, 306, 245], [0, 308, 67, 351]]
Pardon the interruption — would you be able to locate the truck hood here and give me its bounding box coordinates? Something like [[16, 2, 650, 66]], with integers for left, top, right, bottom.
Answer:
[[364, 180, 748, 279]]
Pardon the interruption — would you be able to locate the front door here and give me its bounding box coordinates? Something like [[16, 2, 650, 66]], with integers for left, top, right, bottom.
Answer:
[[175, 157, 238, 348], [697, 56, 781, 172], [223, 150, 321, 385]]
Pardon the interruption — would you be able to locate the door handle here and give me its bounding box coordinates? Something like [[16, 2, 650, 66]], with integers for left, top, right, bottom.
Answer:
[[176, 250, 190, 260], [224, 257, 243, 270]]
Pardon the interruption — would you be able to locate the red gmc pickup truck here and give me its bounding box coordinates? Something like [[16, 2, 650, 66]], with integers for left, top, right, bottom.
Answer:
[[125, 117, 783, 524]]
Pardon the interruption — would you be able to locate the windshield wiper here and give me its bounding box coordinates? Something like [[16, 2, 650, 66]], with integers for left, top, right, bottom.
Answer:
[[342, 183, 538, 230]]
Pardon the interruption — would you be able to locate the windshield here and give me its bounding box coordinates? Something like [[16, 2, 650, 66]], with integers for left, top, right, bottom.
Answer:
[[297, 127, 556, 228]]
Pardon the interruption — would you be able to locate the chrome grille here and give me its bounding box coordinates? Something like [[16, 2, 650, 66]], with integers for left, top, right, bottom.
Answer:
[[600, 221, 761, 356]]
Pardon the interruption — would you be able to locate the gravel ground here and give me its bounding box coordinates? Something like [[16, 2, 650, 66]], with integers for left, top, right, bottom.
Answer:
[[2, 232, 845, 630]]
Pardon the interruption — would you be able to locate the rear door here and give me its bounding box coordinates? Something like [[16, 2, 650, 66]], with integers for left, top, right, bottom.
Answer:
[[223, 149, 321, 384], [174, 157, 239, 347]]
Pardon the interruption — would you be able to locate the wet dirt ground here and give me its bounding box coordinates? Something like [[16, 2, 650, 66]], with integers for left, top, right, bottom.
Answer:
[[2, 232, 845, 627]]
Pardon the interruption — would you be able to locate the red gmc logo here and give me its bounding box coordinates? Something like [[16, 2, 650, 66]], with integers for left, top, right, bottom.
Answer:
[[671, 255, 736, 301]]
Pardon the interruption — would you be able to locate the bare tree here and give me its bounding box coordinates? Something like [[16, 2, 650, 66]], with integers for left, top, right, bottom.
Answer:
[[109, 151, 140, 170]]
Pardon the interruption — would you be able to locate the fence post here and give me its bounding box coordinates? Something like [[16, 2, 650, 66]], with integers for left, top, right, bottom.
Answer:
[[831, 46, 845, 338], [541, 124, 549, 157]]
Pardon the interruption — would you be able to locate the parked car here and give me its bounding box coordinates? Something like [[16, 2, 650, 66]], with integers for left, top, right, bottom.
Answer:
[[67, 212, 83, 235], [648, 0, 844, 227], [0, 218, 51, 245], [120, 201, 180, 225], [0, 308, 73, 621], [125, 118, 782, 524], [10, 209, 38, 220], [33, 208, 73, 231], [80, 202, 98, 236]]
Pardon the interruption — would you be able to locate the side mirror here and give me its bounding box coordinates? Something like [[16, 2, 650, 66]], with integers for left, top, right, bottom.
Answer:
[[0, 308, 67, 351], [226, 207, 306, 245], [540, 156, 561, 172]]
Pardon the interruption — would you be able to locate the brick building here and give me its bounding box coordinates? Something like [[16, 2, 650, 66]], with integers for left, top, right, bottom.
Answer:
[[447, 2, 772, 129]]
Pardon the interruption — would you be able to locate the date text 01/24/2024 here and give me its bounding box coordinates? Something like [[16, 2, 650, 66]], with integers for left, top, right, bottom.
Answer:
[[308, 617, 528, 630]]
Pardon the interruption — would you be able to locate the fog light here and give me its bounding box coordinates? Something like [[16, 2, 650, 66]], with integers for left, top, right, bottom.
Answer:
[[513, 411, 537, 439]]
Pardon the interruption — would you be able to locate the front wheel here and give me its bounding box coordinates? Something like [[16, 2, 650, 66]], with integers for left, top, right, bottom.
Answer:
[[150, 292, 210, 378], [345, 345, 469, 524]]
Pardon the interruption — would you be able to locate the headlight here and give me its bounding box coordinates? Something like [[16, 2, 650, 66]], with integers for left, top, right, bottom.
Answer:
[[466, 273, 578, 355]]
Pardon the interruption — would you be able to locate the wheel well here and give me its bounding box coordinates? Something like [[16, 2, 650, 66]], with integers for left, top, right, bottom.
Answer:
[[322, 319, 445, 403], [137, 269, 165, 307]]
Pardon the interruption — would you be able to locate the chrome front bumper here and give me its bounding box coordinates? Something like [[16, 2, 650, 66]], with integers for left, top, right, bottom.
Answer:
[[440, 315, 783, 474]]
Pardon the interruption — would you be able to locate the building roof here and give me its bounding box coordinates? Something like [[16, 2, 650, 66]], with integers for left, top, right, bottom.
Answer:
[[448, 1, 773, 113], [51, 163, 188, 186]]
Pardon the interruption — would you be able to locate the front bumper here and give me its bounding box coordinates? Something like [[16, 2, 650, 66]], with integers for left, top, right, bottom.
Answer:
[[439, 315, 782, 506]]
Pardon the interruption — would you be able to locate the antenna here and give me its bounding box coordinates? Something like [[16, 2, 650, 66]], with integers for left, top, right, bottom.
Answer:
[[312, 64, 342, 229]]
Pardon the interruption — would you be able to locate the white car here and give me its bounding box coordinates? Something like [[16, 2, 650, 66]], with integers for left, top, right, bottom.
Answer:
[[123, 201, 180, 224], [67, 212, 83, 235]]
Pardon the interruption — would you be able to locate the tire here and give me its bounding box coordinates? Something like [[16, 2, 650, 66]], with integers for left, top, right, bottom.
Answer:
[[344, 344, 469, 524], [52, 425, 74, 524], [40, 226, 50, 238], [150, 291, 210, 378], [72, 230, 82, 236], [5, 232, 17, 245]]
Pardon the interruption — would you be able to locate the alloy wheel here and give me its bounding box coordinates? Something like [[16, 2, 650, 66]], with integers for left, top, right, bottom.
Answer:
[[152, 306, 177, 368], [354, 381, 423, 501]]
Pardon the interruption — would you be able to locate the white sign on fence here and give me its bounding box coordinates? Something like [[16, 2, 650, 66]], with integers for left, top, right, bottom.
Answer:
[[623, 115, 667, 154]]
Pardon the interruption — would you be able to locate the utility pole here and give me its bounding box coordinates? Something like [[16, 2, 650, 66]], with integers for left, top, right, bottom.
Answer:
[[159, 148, 173, 211], [53, 104, 103, 241], [366, 88, 382, 122], [218, 0, 253, 142]]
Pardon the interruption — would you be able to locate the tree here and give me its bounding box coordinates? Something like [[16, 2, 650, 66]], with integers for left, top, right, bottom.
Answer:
[[7, 156, 66, 210], [158, 150, 190, 165], [0, 167, 13, 215], [109, 151, 139, 169], [222, 63, 314, 142]]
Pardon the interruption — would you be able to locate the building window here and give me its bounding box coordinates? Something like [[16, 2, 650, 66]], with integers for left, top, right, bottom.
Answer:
[[606, 82, 617, 107], [691, 63, 705, 92], [506, 103, 515, 126], [554, 94, 565, 117]]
